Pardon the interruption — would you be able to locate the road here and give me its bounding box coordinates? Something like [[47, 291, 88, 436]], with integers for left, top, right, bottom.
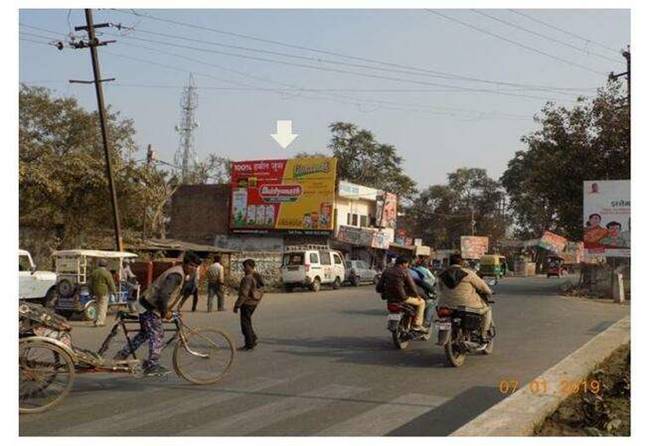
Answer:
[[20, 276, 629, 436]]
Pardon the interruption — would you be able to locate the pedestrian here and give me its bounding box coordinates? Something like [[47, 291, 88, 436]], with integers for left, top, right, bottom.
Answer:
[[206, 254, 226, 312], [179, 257, 201, 312], [234, 259, 264, 351], [114, 251, 202, 376], [89, 259, 116, 327]]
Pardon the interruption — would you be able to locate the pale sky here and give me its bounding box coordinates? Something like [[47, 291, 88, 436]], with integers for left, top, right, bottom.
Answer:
[[19, 8, 630, 189]]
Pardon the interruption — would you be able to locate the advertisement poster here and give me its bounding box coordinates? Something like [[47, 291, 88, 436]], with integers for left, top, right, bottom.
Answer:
[[376, 192, 397, 229], [460, 236, 489, 259], [537, 230, 568, 253], [230, 157, 337, 233], [583, 180, 630, 258], [337, 226, 394, 249]]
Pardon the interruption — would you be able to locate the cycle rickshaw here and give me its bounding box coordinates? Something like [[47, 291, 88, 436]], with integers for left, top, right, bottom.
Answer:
[[19, 302, 236, 414]]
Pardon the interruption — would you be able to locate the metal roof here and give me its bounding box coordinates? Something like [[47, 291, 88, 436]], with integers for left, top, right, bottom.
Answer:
[[52, 250, 138, 258]]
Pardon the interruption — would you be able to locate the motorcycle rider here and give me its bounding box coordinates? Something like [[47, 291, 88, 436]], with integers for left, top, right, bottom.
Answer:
[[377, 256, 428, 333], [437, 253, 494, 339]]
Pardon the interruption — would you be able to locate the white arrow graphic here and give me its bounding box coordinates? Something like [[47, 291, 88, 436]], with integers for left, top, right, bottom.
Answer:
[[271, 120, 298, 149]]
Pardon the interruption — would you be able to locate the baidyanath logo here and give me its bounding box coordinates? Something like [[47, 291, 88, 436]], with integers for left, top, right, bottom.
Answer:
[[293, 161, 330, 178]]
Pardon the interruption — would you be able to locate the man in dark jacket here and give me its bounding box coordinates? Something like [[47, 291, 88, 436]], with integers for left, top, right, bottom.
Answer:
[[234, 259, 264, 351], [114, 251, 202, 376], [377, 256, 427, 332]]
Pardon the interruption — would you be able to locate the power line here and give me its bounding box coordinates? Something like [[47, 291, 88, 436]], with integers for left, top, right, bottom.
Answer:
[[507, 9, 622, 56], [103, 30, 579, 103], [114, 25, 595, 96], [109, 9, 599, 94], [98, 44, 535, 119], [471, 10, 623, 64], [426, 10, 607, 76]]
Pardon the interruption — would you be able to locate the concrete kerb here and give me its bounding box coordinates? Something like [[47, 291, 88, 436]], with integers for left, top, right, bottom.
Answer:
[[450, 316, 630, 436]]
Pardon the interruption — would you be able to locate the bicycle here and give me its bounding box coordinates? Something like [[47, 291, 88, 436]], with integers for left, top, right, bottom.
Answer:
[[19, 303, 236, 414]]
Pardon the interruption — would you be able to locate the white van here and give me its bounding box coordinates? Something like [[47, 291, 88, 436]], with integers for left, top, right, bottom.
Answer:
[[281, 246, 345, 292]]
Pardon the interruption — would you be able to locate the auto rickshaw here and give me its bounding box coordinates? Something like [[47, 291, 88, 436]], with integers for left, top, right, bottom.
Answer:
[[546, 255, 566, 277], [479, 254, 507, 280], [51, 250, 140, 321]]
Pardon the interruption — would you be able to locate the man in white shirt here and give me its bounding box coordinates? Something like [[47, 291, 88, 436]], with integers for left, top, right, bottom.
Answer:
[[206, 255, 226, 312]]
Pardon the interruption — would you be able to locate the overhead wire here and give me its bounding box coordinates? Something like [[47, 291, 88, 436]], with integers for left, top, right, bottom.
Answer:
[[101, 29, 579, 103], [471, 10, 623, 64], [426, 10, 608, 76], [110, 9, 600, 95], [507, 9, 623, 56]]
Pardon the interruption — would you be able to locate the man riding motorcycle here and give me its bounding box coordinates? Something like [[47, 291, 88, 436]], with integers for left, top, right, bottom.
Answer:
[[437, 253, 494, 339], [377, 256, 428, 333]]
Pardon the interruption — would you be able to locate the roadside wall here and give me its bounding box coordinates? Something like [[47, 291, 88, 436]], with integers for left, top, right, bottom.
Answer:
[[226, 251, 284, 290], [168, 184, 230, 244]]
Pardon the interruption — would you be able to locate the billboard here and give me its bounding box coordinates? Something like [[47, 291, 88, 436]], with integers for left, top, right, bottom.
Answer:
[[461, 236, 489, 259], [230, 157, 337, 233], [537, 230, 567, 253], [376, 192, 397, 229], [583, 180, 630, 258]]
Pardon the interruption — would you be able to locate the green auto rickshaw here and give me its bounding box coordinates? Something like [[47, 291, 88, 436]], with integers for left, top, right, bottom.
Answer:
[[479, 254, 507, 279]]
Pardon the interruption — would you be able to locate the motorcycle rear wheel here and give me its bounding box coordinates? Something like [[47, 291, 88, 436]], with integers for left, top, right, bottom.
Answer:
[[391, 318, 410, 350], [445, 329, 466, 367]]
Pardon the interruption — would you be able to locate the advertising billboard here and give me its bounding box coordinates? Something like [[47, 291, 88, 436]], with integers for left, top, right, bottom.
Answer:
[[537, 230, 567, 253], [230, 157, 337, 234], [583, 180, 630, 258], [376, 192, 397, 229], [460, 236, 489, 259]]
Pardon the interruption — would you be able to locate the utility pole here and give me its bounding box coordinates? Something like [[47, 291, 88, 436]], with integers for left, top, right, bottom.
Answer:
[[142, 144, 155, 242], [70, 9, 123, 251], [609, 45, 630, 109]]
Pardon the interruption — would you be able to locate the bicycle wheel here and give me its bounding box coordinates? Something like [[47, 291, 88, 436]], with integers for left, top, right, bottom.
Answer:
[[172, 328, 235, 385], [19, 338, 75, 414]]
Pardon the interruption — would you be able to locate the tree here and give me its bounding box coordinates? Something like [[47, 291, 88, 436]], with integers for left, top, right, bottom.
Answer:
[[501, 80, 630, 240], [328, 122, 417, 198], [182, 154, 231, 185], [404, 168, 509, 248], [19, 84, 166, 250]]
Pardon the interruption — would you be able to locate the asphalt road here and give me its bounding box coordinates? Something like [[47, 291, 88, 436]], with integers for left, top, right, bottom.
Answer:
[[20, 276, 629, 436]]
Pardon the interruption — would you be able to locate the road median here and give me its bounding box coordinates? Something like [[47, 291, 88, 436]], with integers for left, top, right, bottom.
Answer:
[[450, 316, 630, 436]]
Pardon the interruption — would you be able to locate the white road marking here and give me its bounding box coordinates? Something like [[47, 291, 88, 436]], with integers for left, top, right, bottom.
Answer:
[[54, 376, 288, 435], [317, 393, 449, 436], [183, 384, 366, 435]]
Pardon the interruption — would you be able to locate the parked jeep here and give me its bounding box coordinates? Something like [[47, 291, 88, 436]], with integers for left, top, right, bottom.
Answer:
[[19, 249, 57, 305]]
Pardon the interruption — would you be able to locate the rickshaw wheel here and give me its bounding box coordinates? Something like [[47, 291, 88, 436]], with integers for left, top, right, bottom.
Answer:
[[173, 328, 236, 385], [19, 338, 75, 414]]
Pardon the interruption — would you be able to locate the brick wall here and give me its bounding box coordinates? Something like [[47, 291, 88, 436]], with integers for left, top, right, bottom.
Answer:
[[168, 184, 230, 244]]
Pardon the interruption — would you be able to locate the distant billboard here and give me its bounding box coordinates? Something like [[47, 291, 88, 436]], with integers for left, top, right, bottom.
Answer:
[[583, 180, 630, 258], [461, 236, 489, 259], [230, 157, 337, 234], [537, 230, 567, 253]]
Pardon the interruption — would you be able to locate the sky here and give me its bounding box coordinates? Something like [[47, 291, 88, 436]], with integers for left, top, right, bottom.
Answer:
[[18, 8, 630, 189]]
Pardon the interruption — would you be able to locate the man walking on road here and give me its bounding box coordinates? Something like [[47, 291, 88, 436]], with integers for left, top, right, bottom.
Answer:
[[114, 251, 201, 376], [179, 261, 201, 312], [206, 255, 226, 312], [234, 259, 264, 351], [89, 259, 116, 327]]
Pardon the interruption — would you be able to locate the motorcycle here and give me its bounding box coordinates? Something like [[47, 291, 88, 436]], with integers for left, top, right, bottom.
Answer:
[[435, 283, 496, 367], [386, 290, 436, 350]]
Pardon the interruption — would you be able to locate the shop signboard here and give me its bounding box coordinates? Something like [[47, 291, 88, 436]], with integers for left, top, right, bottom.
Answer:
[[337, 225, 394, 249], [583, 180, 630, 258], [230, 157, 337, 233], [460, 236, 489, 259]]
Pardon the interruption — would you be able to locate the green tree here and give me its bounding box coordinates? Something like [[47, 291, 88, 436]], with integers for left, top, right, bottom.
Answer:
[[501, 80, 630, 240], [19, 84, 166, 249], [404, 168, 509, 248], [327, 122, 417, 198]]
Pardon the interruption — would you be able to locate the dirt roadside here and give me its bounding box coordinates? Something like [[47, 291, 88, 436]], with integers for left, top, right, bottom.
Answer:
[[536, 344, 630, 436]]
